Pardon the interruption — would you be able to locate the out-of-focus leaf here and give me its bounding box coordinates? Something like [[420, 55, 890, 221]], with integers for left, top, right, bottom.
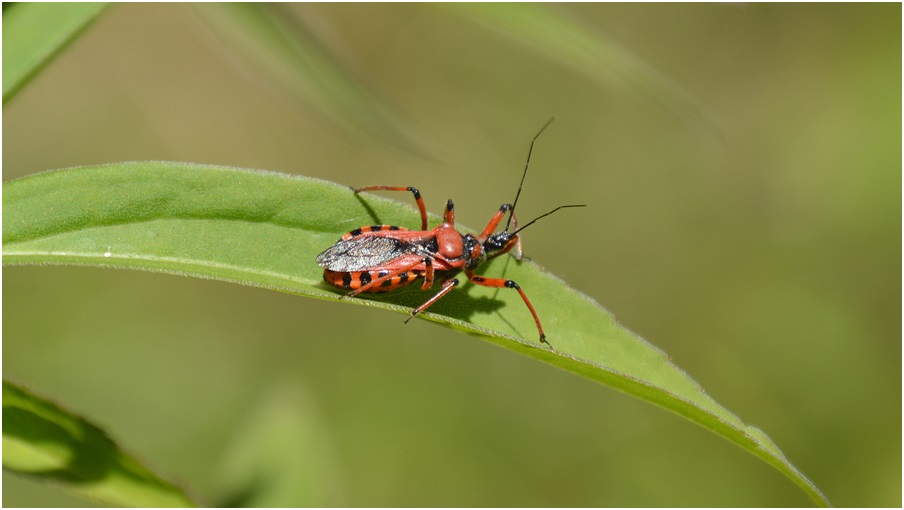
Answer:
[[213, 380, 345, 507], [445, 3, 718, 134], [190, 3, 425, 157], [2, 380, 195, 507], [2, 3, 109, 104]]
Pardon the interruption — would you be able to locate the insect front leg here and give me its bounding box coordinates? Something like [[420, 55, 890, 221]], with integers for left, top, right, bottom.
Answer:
[[505, 209, 523, 260], [355, 186, 428, 231], [478, 204, 512, 242], [465, 270, 549, 347]]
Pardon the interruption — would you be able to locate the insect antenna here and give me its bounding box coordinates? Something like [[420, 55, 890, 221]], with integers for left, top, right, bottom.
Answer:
[[505, 115, 557, 232], [512, 204, 586, 236]]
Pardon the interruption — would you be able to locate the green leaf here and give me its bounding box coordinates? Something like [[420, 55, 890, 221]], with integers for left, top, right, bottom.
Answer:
[[2, 380, 195, 507], [2, 162, 829, 507], [2, 3, 109, 104]]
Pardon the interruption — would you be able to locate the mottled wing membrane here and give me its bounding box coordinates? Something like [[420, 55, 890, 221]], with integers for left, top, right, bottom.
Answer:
[[316, 235, 411, 272]]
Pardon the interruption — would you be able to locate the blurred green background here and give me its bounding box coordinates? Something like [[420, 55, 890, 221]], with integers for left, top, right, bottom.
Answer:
[[3, 3, 900, 506]]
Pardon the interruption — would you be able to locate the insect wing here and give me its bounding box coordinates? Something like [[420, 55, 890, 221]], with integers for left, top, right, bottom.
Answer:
[[316, 235, 410, 272]]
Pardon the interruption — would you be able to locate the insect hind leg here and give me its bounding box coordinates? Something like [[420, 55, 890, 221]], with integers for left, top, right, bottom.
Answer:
[[355, 186, 428, 231]]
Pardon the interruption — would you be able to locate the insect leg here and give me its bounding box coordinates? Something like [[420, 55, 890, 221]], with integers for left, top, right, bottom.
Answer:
[[404, 278, 460, 324], [420, 257, 435, 290], [465, 270, 549, 346], [506, 209, 523, 260], [355, 186, 428, 231], [478, 203, 512, 242]]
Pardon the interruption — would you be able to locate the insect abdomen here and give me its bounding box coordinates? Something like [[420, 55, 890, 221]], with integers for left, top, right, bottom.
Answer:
[[342, 224, 403, 240], [323, 269, 421, 293]]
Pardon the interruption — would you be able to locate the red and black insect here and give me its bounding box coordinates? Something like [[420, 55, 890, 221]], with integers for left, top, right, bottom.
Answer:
[[316, 118, 583, 347]]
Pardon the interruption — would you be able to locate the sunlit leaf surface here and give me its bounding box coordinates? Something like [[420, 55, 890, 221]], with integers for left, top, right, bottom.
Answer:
[[3, 162, 829, 506]]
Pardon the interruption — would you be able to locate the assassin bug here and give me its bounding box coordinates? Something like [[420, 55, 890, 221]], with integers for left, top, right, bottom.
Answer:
[[316, 117, 583, 347]]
